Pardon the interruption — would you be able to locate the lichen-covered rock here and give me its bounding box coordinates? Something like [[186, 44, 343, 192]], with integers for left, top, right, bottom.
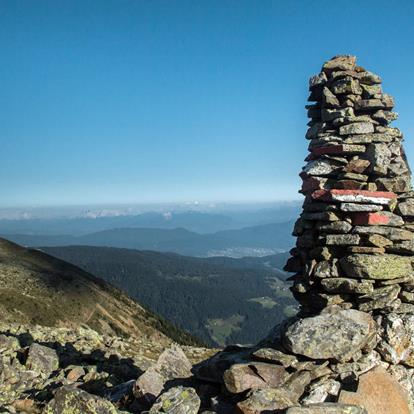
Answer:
[[237, 388, 295, 414], [25, 343, 59, 377], [251, 348, 297, 367], [376, 313, 414, 366], [44, 386, 120, 413], [134, 344, 192, 403], [339, 254, 413, 280], [283, 308, 376, 362], [149, 386, 200, 414], [223, 362, 289, 393]]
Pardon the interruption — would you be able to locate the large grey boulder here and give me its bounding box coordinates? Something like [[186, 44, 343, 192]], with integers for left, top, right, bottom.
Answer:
[[134, 344, 192, 403], [283, 308, 376, 362], [25, 343, 59, 377]]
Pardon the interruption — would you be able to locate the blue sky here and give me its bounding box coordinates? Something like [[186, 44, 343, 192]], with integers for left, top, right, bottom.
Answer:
[[1, 0, 414, 207]]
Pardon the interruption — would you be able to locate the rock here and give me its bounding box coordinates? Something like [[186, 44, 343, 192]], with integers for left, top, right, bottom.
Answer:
[[223, 362, 289, 393], [322, 55, 357, 73], [321, 278, 374, 294], [345, 159, 370, 174], [303, 160, 343, 176], [302, 379, 341, 404], [310, 72, 328, 89], [322, 87, 340, 107], [324, 234, 360, 246], [338, 367, 410, 414], [366, 234, 392, 248], [358, 285, 401, 312], [347, 246, 385, 254], [339, 254, 413, 280], [66, 366, 85, 382], [283, 308, 375, 362], [340, 203, 382, 212], [149, 386, 200, 414], [351, 212, 393, 226], [352, 225, 412, 241], [286, 403, 368, 413], [397, 198, 414, 216], [366, 143, 392, 175], [134, 367, 166, 403], [317, 221, 352, 233], [313, 260, 339, 279], [0, 335, 20, 355], [376, 313, 414, 366], [311, 189, 396, 205], [332, 79, 362, 96], [339, 123, 374, 136], [237, 388, 295, 414], [251, 348, 297, 367], [44, 386, 119, 414], [134, 344, 192, 402], [25, 343, 59, 377], [312, 144, 365, 156]]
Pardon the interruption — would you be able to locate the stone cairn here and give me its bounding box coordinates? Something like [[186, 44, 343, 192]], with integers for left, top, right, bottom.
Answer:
[[286, 54, 414, 319]]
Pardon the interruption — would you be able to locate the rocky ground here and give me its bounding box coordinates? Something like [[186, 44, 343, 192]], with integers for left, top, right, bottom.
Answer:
[[0, 322, 214, 413], [1, 307, 413, 414]]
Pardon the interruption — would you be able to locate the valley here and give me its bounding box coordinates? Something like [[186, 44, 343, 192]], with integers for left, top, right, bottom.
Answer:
[[41, 246, 296, 346]]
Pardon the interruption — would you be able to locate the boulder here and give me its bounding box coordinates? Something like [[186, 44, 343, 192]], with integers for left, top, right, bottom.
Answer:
[[149, 386, 200, 414], [134, 344, 192, 403], [338, 367, 410, 414], [223, 362, 289, 393], [44, 387, 119, 414], [25, 343, 59, 377], [283, 308, 376, 362], [237, 388, 295, 414]]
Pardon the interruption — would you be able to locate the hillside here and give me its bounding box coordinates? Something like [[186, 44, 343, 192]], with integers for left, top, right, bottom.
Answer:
[[0, 238, 201, 347], [3, 221, 294, 257], [42, 246, 296, 346]]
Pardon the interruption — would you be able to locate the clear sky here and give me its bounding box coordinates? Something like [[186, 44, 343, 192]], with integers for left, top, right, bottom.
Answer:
[[1, 0, 414, 207]]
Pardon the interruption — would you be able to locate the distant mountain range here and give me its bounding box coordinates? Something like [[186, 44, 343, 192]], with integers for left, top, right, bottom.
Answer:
[[3, 221, 294, 257], [41, 246, 295, 346], [0, 206, 300, 235]]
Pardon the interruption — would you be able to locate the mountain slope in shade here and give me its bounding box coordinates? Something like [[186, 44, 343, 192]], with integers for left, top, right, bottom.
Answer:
[[0, 238, 201, 346], [41, 245, 296, 346]]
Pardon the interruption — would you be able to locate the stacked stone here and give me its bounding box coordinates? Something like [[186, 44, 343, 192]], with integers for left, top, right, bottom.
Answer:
[[285, 55, 414, 317]]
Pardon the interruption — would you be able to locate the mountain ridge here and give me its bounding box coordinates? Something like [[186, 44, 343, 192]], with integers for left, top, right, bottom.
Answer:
[[2, 221, 294, 257], [0, 237, 201, 346]]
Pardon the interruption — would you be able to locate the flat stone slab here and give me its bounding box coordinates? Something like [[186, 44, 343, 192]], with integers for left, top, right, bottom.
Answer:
[[352, 212, 390, 225], [311, 144, 366, 156], [312, 189, 396, 205]]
